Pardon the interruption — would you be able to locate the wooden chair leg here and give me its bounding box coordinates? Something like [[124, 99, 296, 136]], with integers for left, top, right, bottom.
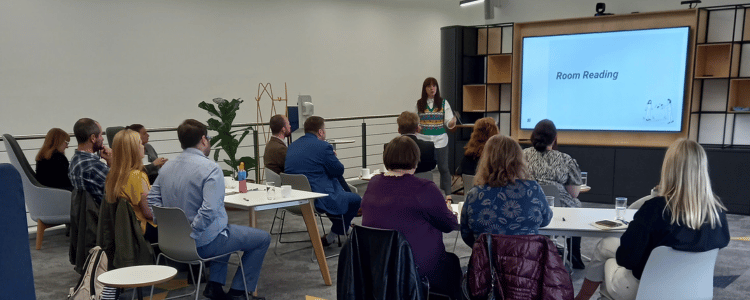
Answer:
[[36, 220, 48, 250]]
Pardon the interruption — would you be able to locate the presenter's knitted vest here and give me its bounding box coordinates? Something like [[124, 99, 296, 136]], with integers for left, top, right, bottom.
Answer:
[[418, 99, 447, 136]]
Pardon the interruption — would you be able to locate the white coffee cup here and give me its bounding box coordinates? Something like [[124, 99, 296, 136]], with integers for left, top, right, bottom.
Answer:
[[281, 185, 292, 198], [360, 168, 370, 178]]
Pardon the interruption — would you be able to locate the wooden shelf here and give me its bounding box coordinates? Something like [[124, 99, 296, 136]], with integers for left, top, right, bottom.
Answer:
[[728, 79, 750, 112], [487, 55, 512, 83], [477, 27, 502, 55], [463, 84, 500, 112], [695, 43, 739, 78]]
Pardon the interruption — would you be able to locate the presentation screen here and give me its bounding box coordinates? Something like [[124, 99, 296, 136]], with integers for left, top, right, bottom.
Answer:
[[520, 27, 689, 132]]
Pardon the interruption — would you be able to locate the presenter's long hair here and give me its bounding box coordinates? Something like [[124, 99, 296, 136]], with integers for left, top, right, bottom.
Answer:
[[464, 117, 499, 159], [658, 139, 725, 229], [105, 129, 145, 204], [474, 135, 530, 187], [36, 128, 70, 161], [417, 77, 443, 113]]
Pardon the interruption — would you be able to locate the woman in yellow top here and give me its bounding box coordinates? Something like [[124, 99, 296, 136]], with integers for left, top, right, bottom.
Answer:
[[104, 129, 157, 243]]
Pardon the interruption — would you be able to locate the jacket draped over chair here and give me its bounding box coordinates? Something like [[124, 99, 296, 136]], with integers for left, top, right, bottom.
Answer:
[[467, 234, 573, 300], [97, 198, 154, 270], [337, 225, 426, 300], [69, 189, 100, 274]]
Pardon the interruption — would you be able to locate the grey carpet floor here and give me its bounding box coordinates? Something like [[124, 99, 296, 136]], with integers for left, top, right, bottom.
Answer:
[[30, 201, 750, 300]]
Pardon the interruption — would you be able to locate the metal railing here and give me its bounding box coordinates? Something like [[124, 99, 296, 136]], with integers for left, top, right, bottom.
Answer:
[[1, 114, 400, 182]]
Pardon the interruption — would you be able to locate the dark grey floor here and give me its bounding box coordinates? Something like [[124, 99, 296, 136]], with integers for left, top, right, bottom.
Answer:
[[30, 200, 750, 300]]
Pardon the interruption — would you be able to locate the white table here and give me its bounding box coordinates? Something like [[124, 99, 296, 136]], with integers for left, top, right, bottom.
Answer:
[[222, 179, 333, 286], [538, 207, 637, 239], [97, 265, 177, 300], [326, 139, 355, 150], [539, 207, 637, 270]]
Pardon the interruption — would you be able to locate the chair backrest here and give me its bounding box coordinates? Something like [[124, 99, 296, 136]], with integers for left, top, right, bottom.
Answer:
[[265, 168, 282, 187], [279, 173, 312, 215], [0, 164, 36, 299], [3, 133, 42, 188], [462, 174, 475, 195], [414, 171, 433, 182], [337, 224, 426, 300], [539, 184, 561, 207], [105, 126, 125, 147], [635, 246, 719, 300], [151, 206, 202, 262], [280, 173, 312, 192]]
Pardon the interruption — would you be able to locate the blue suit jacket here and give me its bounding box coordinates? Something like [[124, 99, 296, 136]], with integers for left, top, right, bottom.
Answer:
[[285, 133, 352, 215]]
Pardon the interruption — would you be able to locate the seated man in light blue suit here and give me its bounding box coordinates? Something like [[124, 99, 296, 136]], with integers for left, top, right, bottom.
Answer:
[[285, 116, 362, 246]]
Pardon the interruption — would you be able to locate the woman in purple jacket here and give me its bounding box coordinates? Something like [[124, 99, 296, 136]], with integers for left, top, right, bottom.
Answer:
[[361, 136, 461, 299]]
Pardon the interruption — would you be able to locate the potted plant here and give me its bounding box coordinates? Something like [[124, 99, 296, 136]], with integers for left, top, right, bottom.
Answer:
[[198, 97, 256, 178]]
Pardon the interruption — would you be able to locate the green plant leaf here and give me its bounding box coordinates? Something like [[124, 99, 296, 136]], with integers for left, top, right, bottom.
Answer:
[[213, 147, 220, 161], [237, 129, 251, 145], [207, 118, 223, 132], [199, 101, 221, 118], [238, 156, 257, 169], [222, 169, 233, 176], [223, 159, 236, 169]]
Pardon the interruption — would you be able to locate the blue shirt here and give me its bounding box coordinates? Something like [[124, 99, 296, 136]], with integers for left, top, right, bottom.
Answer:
[[68, 150, 109, 204], [461, 179, 553, 247], [147, 148, 228, 247]]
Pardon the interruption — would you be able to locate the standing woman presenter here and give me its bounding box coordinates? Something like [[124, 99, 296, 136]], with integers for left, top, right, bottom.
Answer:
[[416, 77, 456, 197]]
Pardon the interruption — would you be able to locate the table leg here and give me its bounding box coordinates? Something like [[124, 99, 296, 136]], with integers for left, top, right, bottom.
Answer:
[[249, 208, 257, 228], [300, 201, 333, 286], [136, 287, 143, 300], [247, 208, 260, 296]]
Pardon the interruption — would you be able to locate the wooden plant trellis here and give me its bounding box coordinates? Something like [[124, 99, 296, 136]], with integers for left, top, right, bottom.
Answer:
[[255, 82, 288, 143]]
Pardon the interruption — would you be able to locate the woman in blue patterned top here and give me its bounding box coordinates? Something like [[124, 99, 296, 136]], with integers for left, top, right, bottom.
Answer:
[[461, 134, 553, 247]]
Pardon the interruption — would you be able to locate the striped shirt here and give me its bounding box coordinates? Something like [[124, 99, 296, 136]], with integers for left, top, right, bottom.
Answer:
[[68, 150, 109, 204]]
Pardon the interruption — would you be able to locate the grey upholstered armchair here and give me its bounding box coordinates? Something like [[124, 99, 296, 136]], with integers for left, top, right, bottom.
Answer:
[[3, 134, 71, 250]]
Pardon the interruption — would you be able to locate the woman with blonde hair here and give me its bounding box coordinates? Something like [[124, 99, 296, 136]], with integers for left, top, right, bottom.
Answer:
[[460, 135, 552, 247], [35, 128, 73, 190], [457, 117, 498, 176], [574, 139, 730, 300], [104, 129, 157, 243]]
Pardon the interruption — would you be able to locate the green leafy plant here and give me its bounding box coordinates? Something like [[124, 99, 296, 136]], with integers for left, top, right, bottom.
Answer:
[[198, 98, 256, 177]]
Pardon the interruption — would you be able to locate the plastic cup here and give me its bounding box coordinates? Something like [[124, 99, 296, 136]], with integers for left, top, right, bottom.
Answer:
[[546, 196, 555, 207], [581, 172, 588, 186], [266, 182, 275, 200], [615, 197, 627, 221]]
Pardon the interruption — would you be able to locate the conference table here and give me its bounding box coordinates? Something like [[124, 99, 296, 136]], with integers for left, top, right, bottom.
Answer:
[[539, 207, 637, 269], [222, 178, 333, 286], [538, 207, 637, 238]]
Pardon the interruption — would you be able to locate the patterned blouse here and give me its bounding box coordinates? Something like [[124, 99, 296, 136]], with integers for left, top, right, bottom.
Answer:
[[460, 179, 553, 247], [523, 148, 582, 208]]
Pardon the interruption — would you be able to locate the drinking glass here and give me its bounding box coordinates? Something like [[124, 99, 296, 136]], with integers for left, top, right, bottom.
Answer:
[[581, 172, 588, 186], [266, 182, 276, 200], [615, 197, 627, 221], [546, 196, 555, 208]]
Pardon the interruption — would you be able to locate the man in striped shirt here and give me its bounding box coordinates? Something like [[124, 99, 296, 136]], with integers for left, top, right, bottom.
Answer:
[[68, 118, 112, 204]]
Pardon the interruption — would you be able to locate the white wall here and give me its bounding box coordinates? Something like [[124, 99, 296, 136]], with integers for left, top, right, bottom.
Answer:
[[485, 0, 742, 24], [0, 0, 478, 137]]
